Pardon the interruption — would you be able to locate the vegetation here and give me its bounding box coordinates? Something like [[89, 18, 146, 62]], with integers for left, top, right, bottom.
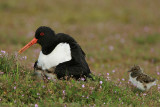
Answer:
[[0, 0, 160, 106]]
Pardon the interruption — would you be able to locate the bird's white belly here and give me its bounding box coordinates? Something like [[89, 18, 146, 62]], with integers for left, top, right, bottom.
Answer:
[[129, 75, 157, 91], [130, 76, 145, 90], [129, 75, 138, 86], [37, 43, 72, 70], [137, 81, 145, 91]]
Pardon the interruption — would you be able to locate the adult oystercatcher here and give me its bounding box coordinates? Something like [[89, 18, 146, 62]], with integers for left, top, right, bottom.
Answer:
[[18, 26, 93, 80]]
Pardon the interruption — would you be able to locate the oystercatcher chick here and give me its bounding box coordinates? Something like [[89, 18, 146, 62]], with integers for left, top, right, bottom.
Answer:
[[128, 65, 157, 91], [18, 26, 93, 81]]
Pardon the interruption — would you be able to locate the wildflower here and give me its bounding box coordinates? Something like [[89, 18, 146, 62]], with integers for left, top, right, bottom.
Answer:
[[1, 50, 6, 54], [143, 93, 147, 96], [119, 98, 121, 101], [109, 45, 114, 51], [48, 77, 51, 80], [35, 104, 38, 107], [22, 56, 27, 60], [22, 94, 24, 96], [81, 78, 85, 81], [157, 72, 160, 75], [122, 78, 125, 81], [158, 87, 160, 90], [42, 85, 45, 88], [122, 102, 124, 104], [37, 93, 40, 95], [63, 90, 65, 94], [82, 84, 85, 88], [90, 87, 94, 90], [14, 86, 16, 90], [107, 73, 109, 76], [107, 77, 111, 81], [100, 81, 103, 84], [112, 70, 115, 73], [0, 72, 4, 75]]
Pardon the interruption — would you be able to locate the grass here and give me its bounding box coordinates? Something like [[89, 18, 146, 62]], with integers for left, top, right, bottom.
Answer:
[[0, 54, 159, 106], [0, 0, 160, 106], [133, 34, 160, 45]]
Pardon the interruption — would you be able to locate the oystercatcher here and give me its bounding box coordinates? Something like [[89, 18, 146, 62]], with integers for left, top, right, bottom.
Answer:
[[19, 26, 93, 80], [128, 65, 157, 91]]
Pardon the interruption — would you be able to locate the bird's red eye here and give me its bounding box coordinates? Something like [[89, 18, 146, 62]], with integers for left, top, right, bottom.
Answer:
[[40, 32, 44, 36]]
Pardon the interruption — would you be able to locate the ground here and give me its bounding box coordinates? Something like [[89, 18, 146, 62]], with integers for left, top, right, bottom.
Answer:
[[0, 0, 160, 106]]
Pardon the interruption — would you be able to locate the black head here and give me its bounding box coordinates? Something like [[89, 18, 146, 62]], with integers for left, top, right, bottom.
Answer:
[[35, 26, 56, 48], [18, 26, 56, 54], [128, 65, 143, 74]]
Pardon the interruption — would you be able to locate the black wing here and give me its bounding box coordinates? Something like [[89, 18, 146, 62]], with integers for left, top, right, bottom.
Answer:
[[54, 33, 91, 79]]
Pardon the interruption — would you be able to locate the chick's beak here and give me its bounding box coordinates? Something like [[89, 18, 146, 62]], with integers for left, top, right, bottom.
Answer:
[[18, 38, 38, 54]]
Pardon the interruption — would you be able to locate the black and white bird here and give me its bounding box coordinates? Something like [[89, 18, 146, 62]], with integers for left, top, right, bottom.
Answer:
[[128, 65, 157, 91], [18, 26, 93, 80]]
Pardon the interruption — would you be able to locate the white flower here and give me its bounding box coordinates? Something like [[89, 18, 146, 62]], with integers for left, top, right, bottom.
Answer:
[[122, 78, 125, 81], [35, 104, 38, 107], [1, 50, 6, 54], [82, 84, 85, 88], [63, 90, 65, 94], [14, 86, 16, 90], [100, 81, 103, 84], [112, 70, 115, 73], [109, 45, 114, 51], [143, 93, 147, 96]]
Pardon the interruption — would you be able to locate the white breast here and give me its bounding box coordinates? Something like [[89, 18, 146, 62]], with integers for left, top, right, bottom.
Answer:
[[129, 74, 138, 86], [129, 75, 145, 90], [37, 43, 72, 70]]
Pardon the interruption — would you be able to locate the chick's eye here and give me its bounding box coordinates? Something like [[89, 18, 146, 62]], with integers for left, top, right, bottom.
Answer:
[[40, 32, 44, 36]]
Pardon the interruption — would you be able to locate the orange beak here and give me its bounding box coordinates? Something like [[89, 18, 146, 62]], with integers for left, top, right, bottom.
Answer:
[[18, 38, 38, 54]]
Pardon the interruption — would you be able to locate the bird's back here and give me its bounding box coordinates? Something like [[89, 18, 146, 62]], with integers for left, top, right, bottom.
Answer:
[[136, 73, 156, 83]]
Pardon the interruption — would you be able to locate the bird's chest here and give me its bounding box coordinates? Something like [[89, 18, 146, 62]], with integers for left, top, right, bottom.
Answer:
[[37, 43, 72, 70], [129, 75, 138, 85]]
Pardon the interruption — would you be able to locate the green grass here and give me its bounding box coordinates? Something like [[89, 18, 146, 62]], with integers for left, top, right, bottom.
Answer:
[[133, 34, 160, 45], [0, 0, 160, 106], [0, 54, 160, 106]]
